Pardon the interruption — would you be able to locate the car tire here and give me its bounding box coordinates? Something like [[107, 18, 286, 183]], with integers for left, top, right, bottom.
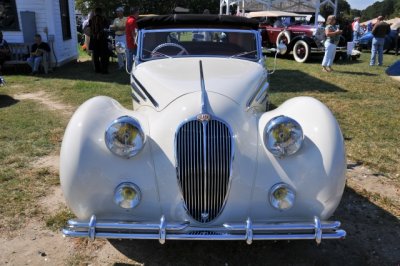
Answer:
[[276, 31, 291, 55], [293, 40, 310, 63]]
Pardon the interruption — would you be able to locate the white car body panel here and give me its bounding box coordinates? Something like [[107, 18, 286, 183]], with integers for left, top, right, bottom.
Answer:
[[60, 14, 346, 243], [132, 58, 266, 111]]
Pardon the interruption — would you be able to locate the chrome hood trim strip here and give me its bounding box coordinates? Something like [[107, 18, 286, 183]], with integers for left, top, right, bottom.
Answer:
[[131, 74, 159, 108]]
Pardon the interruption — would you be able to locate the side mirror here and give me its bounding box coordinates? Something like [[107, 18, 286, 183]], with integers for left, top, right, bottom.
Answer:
[[277, 41, 287, 55]]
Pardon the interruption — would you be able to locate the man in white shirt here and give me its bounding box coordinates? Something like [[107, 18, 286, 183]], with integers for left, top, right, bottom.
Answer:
[[110, 7, 127, 70], [352, 17, 361, 44]]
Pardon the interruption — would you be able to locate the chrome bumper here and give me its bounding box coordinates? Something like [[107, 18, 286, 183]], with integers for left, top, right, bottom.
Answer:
[[62, 215, 345, 245]]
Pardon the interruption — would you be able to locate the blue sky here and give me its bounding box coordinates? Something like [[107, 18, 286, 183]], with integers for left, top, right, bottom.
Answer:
[[346, 0, 384, 10]]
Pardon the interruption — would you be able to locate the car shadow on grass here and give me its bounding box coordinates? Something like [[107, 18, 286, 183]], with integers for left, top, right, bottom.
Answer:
[[48, 61, 130, 85], [108, 186, 400, 265], [0, 94, 19, 108], [269, 69, 348, 93], [334, 70, 379, 76]]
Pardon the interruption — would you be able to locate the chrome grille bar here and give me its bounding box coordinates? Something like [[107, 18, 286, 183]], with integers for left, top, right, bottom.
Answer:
[[176, 118, 232, 223]]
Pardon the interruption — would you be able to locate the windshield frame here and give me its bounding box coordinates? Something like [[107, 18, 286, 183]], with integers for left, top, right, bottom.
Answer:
[[136, 28, 263, 64]]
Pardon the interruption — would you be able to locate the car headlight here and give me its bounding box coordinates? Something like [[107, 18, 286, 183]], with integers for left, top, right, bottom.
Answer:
[[114, 182, 141, 209], [105, 116, 145, 158], [269, 183, 295, 210], [263, 116, 303, 157]]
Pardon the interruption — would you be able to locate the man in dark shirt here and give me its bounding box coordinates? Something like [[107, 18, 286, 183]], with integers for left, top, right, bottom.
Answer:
[[89, 7, 109, 74], [370, 16, 391, 66], [27, 34, 50, 74], [0, 31, 11, 73]]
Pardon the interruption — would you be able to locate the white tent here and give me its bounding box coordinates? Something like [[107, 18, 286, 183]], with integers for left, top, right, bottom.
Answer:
[[220, 0, 337, 27], [306, 14, 325, 22]]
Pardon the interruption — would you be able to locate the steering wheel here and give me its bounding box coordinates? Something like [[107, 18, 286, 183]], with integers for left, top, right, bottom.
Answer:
[[151, 43, 189, 57]]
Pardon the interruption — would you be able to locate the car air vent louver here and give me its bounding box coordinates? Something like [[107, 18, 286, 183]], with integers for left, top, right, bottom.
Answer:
[[176, 118, 233, 223]]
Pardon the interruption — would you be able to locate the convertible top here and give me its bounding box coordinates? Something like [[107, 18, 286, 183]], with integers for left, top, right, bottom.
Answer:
[[137, 14, 259, 30]]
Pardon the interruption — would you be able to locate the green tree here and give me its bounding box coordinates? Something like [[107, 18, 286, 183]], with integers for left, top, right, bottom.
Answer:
[[75, 0, 220, 18]]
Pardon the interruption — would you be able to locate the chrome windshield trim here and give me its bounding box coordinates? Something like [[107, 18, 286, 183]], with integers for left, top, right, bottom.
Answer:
[[137, 28, 262, 63], [63, 215, 346, 245]]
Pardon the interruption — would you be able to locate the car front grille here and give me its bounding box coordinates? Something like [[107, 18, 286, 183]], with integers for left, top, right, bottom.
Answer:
[[176, 118, 232, 223]]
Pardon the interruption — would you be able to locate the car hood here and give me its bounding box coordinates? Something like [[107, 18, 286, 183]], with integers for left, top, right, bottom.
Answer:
[[132, 58, 266, 110]]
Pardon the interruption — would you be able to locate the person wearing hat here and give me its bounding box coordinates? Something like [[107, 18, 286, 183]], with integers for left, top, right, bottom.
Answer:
[[110, 7, 127, 70], [370, 16, 390, 66]]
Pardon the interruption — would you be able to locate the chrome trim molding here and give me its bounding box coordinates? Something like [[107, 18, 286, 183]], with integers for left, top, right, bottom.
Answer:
[[199, 60, 208, 115], [131, 82, 146, 100], [131, 75, 159, 108], [63, 215, 346, 245], [246, 77, 269, 111], [131, 93, 141, 104]]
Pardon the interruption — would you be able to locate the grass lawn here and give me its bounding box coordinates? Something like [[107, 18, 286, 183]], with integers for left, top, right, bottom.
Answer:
[[0, 49, 399, 231]]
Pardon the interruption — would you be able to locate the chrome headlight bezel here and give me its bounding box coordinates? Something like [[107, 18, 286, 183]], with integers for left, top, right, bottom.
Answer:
[[105, 116, 146, 158], [269, 183, 296, 210], [113, 182, 141, 209], [263, 115, 304, 158]]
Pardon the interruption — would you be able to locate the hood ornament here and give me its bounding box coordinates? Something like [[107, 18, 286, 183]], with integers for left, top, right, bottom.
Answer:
[[197, 113, 210, 122], [199, 60, 211, 120]]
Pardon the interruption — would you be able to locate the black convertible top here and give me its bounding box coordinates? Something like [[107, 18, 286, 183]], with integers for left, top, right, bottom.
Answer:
[[137, 14, 259, 30]]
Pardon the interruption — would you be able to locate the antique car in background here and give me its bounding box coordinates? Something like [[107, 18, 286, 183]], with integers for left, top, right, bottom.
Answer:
[[247, 11, 347, 63], [358, 28, 399, 53], [61, 14, 346, 244]]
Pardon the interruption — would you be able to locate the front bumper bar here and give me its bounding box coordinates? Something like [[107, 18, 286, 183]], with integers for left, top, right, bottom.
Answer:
[[63, 215, 345, 245]]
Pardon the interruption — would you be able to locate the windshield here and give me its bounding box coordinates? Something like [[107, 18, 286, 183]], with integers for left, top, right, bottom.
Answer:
[[138, 29, 260, 61]]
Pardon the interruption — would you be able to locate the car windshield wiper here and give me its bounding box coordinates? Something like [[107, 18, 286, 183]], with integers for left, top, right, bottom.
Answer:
[[229, 50, 258, 59]]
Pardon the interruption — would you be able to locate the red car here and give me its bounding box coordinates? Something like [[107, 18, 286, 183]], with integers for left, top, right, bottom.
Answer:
[[247, 11, 347, 63]]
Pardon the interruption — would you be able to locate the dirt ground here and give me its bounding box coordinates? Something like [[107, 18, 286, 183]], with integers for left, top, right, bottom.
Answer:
[[1, 92, 399, 265]]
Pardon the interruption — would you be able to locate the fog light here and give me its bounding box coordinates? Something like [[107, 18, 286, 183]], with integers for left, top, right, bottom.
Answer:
[[269, 183, 295, 210], [114, 182, 141, 209]]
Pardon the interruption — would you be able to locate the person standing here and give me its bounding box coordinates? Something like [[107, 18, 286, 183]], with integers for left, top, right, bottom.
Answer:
[[27, 34, 50, 74], [370, 16, 390, 66], [89, 7, 109, 74], [321, 15, 342, 72], [110, 7, 127, 70], [125, 7, 139, 72], [0, 31, 10, 73], [352, 17, 361, 44], [82, 11, 93, 55], [395, 27, 400, 56]]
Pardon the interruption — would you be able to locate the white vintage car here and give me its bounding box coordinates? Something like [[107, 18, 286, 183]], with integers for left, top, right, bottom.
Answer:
[[61, 14, 346, 244]]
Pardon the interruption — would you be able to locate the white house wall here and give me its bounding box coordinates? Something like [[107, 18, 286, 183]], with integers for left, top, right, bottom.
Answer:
[[3, 0, 78, 66]]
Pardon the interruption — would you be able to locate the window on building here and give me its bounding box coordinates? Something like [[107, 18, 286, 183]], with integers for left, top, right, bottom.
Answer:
[[59, 0, 71, 40], [0, 0, 20, 31]]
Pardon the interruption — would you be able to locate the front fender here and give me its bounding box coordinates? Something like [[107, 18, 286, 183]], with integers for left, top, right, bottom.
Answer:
[[251, 96, 346, 221], [60, 96, 161, 220]]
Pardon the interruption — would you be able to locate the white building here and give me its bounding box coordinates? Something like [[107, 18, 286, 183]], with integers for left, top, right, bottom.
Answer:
[[1, 0, 78, 66]]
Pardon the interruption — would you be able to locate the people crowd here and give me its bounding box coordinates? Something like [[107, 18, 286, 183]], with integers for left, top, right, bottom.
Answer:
[[82, 6, 139, 74], [0, 6, 397, 76]]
